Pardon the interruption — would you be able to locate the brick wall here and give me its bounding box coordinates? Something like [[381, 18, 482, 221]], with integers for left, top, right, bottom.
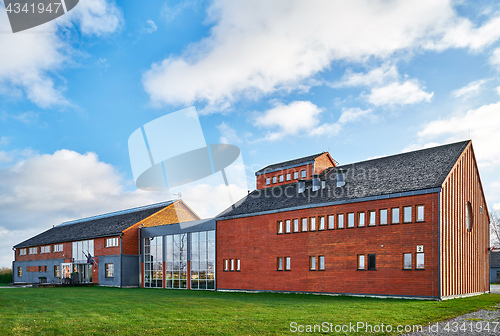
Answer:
[[313, 153, 336, 174], [256, 164, 314, 190], [15, 242, 71, 262], [217, 193, 440, 298]]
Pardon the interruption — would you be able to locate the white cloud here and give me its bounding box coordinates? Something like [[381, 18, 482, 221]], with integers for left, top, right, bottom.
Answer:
[[452, 79, 487, 98], [495, 203, 500, 211], [367, 80, 434, 106], [334, 64, 399, 88], [143, 0, 500, 109], [218, 122, 240, 144], [0, 0, 122, 107], [144, 19, 157, 34], [490, 48, 500, 70], [0, 137, 10, 146], [497, 86, 500, 96]]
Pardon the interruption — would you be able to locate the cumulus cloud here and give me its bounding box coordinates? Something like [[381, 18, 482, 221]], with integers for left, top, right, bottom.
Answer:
[[0, 0, 122, 107], [333, 64, 399, 88], [452, 79, 488, 98], [143, 0, 500, 109], [218, 122, 241, 144], [490, 47, 500, 70], [143, 19, 157, 34], [367, 80, 433, 106]]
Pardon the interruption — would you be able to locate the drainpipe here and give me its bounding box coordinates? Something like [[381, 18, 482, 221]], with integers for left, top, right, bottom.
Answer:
[[120, 233, 123, 288]]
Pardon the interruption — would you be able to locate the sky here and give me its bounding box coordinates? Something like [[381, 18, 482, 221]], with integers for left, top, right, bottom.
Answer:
[[1, 0, 500, 268]]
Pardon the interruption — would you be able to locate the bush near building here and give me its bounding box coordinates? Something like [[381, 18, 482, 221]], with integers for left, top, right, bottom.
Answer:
[[0, 267, 13, 284]]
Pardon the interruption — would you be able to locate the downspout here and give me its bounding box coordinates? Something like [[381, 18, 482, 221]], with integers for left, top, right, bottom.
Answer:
[[138, 225, 142, 288], [438, 191, 441, 300], [120, 233, 123, 288]]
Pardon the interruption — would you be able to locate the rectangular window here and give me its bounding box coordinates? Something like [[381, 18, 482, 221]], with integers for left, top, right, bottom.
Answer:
[[310, 217, 316, 231], [265, 178, 270, 185], [38, 266, 47, 272], [105, 263, 114, 277], [347, 213, 355, 228], [301, 170, 306, 178], [230, 259, 235, 271], [19, 248, 26, 256], [285, 257, 291, 271], [358, 212, 365, 227], [293, 219, 299, 232], [338, 214, 344, 228], [403, 253, 412, 270], [369, 211, 376, 226], [29, 247, 37, 254], [272, 176, 277, 184], [286, 173, 291, 181], [319, 216, 325, 230], [416, 253, 425, 269], [277, 221, 283, 234], [310, 256, 316, 270], [368, 254, 376, 270], [319, 256, 325, 270], [328, 215, 334, 229], [236, 259, 240, 271], [302, 218, 308, 232], [392, 208, 400, 224], [106, 237, 119, 247], [224, 259, 229, 271], [279, 175, 284, 182], [41, 246, 50, 253], [380, 209, 388, 225], [417, 205, 425, 222], [357, 255, 365, 270], [293, 171, 299, 179], [17, 266, 22, 277], [53, 244, 63, 252], [54, 265, 60, 277], [277, 257, 283, 271], [404, 206, 412, 223], [285, 220, 291, 233]]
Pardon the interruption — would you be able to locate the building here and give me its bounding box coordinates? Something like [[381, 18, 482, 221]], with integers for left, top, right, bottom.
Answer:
[[490, 251, 500, 284], [12, 140, 490, 299]]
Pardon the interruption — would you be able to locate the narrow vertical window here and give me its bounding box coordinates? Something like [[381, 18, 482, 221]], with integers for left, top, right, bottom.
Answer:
[[404, 206, 412, 223], [369, 211, 376, 226], [319, 256, 325, 270], [277, 221, 283, 234], [367, 254, 376, 270], [391, 208, 400, 224], [279, 175, 284, 182], [302, 218, 308, 232], [17, 266, 22, 277], [224, 259, 229, 271], [310, 217, 316, 231], [272, 176, 277, 184], [236, 259, 240, 271], [277, 257, 283, 271], [285, 257, 291, 271], [358, 212, 365, 227], [380, 209, 388, 225], [416, 205, 424, 222], [338, 214, 344, 228], [286, 173, 291, 181], [301, 170, 306, 178], [466, 201, 473, 231], [285, 220, 291, 233], [328, 215, 335, 229], [294, 171, 299, 179], [403, 253, 412, 270], [54, 265, 60, 277], [347, 213, 355, 228], [266, 178, 270, 185], [319, 216, 325, 230], [230, 259, 235, 271], [293, 219, 299, 232], [416, 253, 425, 269], [310, 256, 316, 270], [357, 255, 365, 270]]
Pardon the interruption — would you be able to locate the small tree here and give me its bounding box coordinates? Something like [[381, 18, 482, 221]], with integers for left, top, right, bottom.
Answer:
[[490, 212, 500, 248], [0, 267, 12, 284]]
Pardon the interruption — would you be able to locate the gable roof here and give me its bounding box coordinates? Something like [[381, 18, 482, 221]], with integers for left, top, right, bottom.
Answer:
[[220, 141, 470, 219], [255, 152, 325, 175], [14, 201, 175, 249]]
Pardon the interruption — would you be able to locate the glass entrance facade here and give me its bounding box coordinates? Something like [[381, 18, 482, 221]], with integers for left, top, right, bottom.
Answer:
[[165, 233, 188, 289], [144, 236, 163, 288], [191, 230, 215, 290]]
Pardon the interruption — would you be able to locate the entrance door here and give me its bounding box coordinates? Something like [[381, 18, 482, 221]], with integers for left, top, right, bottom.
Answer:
[[76, 264, 92, 283], [61, 263, 72, 284]]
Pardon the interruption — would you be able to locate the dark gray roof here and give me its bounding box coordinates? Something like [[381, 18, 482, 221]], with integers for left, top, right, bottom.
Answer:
[[491, 251, 500, 268], [220, 141, 470, 218], [255, 152, 325, 175], [14, 201, 174, 248]]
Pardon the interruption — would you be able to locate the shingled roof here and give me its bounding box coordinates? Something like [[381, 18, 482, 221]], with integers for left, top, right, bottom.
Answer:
[[14, 201, 174, 249], [255, 152, 325, 175], [220, 141, 470, 218]]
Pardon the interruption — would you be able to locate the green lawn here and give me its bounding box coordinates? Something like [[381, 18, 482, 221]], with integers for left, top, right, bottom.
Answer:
[[0, 287, 499, 335]]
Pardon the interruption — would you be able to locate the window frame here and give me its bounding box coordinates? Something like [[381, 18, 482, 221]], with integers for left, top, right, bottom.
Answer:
[[416, 205, 425, 222], [230, 259, 235, 271], [106, 237, 119, 248], [285, 219, 291, 234], [105, 263, 114, 277], [310, 217, 316, 231], [277, 257, 283, 271], [272, 176, 277, 184], [310, 256, 317, 271], [19, 248, 26, 256], [224, 259, 229, 271], [403, 206, 412, 223], [53, 244, 63, 252], [416, 252, 425, 269], [40, 245, 51, 254], [286, 173, 291, 181], [337, 214, 344, 229], [265, 177, 270, 185], [301, 170, 306, 178], [328, 215, 335, 229], [17, 266, 22, 277], [403, 253, 412, 270], [236, 259, 241, 272], [380, 209, 388, 225], [54, 265, 60, 277], [367, 254, 376, 270], [279, 175, 284, 182], [358, 212, 365, 227], [319, 216, 325, 230], [347, 212, 355, 228], [293, 218, 299, 232], [368, 211, 376, 226], [466, 201, 473, 231], [277, 221, 283, 234], [293, 171, 299, 179], [391, 208, 400, 224], [357, 254, 365, 270], [285, 257, 291, 271], [319, 255, 325, 271], [301, 218, 308, 232], [29, 247, 37, 255]]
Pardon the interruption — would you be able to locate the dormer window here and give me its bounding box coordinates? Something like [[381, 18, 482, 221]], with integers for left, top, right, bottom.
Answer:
[[312, 175, 321, 191], [265, 178, 270, 185], [298, 180, 306, 193], [336, 168, 347, 187]]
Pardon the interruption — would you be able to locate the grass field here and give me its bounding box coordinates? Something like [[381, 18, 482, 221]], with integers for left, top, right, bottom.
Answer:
[[0, 287, 499, 335]]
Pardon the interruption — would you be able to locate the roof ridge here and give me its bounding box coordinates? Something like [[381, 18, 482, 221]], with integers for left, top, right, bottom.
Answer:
[[256, 152, 326, 174]]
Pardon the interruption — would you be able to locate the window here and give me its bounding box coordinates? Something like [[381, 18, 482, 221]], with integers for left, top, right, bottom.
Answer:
[[277, 257, 283, 271], [338, 214, 344, 228], [236, 259, 240, 271], [480, 206, 483, 214], [369, 211, 376, 226], [40, 246, 50, 253], [293, 219, 299, 232], [416, 253, 425, 269], [53, 244, 63, 252], [358, 212, 365, 227], [277, 221, 283, 234], [286, 173, 291, 181], [466, 201, 473, 231], [285, 257, 291, 270], [106, 237, 119, 247], [404, 206, 412, 223], [105, 263, 114, 277], [367, 254, 376, 270], [302, 218, 308, 232], [301, 170, 306, 178], [348, 213, 355, 228], [17, 267, 22, 277], [392, 208, 400, 224], [403, 253, 412, 270], [310, 256, 316, 270], [328, 215, 334, 229], [285, 220, 291, 233], [357, 255, 365, 270], [38, 266, 47, 272], [190, 231, 215, 290], [54, 265, 60, 277], [224, 259, 229, 271], [266, 178, 270, 185], [416, 205, 424, 222], [319, 256, 325, 270], [72, 240, 94, 264], [279, 175, 284, 182], [29, 247, 37, 254], [319, 216, 325, 230], [230, 259, 235, 271], [19, 248, 26, 256], [310, 217, 316, 231], [293, 171, 299, 179], [272, 176, 277, 184], [380, 209, 388, 225]]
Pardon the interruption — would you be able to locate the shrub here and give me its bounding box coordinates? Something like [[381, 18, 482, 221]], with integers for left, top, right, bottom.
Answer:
[[0, 267, 13, 283]]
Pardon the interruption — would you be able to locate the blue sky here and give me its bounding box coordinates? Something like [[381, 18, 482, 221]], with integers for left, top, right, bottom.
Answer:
[[1, 0, 500, 267]]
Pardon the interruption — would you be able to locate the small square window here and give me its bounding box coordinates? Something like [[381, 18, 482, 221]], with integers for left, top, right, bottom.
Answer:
[[285, 220, 291, 233], [392, 208, 400, 224], [293, 171, 299, 179], [310, 217, 316, 231], [105, 263, 114, 277], [265, 178, 270, 185], [369, 211, 376, 226], [279, 175, 284, 182], [328, 215, 334, 229], [310, 256, 316, 270], [357, 255, 365, 270], [416, 205, 424, 222], [285, 257, 291, 271], [319, 256, 325, 270], [277, 257, 283, 271], [302, 218, 308, 232], [380, 209, 388, 225], [293, 219, 299, 232], [301, 170, 306, 178], [338, 214, 344, 228], [416, 253, 425, 269], [277, 221, 283, 234], [347, 213, 355, 228], [319, 216, 325, 230], [403, 253, 412, 270], [358, 212, 365, 227], [404, 206, 412, 223], [286, 173, 291, 181], [272, 176, 277, 184]]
